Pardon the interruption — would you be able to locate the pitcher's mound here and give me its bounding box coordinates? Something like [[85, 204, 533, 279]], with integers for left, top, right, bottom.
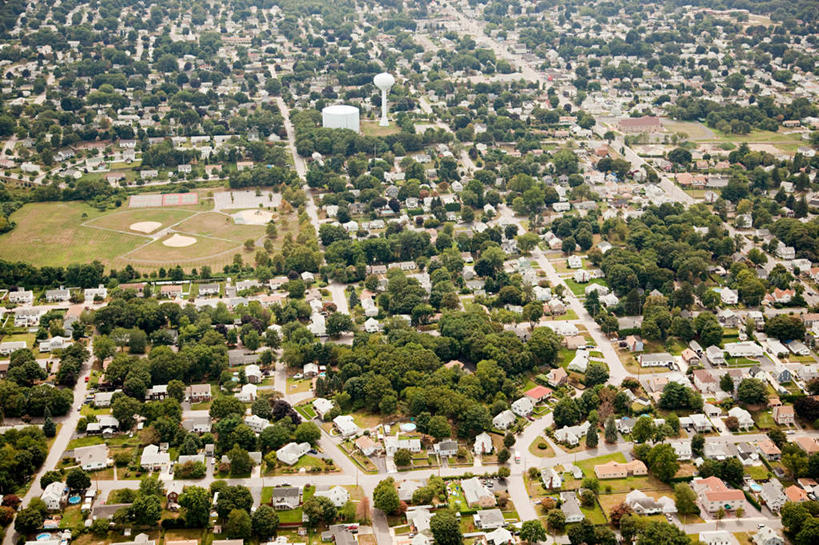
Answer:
[[130, 221, 162, 234], [233, 209, 274, 225], [163, 234, 197, 247]]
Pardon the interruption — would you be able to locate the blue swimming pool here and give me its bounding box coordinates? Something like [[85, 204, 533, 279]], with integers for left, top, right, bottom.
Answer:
[[68, 495, 81, 505], [750, 483, 762, 492], [36, 533, 52, 541]]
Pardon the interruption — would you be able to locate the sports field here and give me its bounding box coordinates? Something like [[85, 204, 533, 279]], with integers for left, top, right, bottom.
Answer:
[[0, 191, 292, 271]]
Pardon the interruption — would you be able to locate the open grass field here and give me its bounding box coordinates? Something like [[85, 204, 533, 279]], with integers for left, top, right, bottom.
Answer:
[[175, 211, 266, 241], [85, 207, 195, 233], [361, 120, 401, 137], [0, 202, 145, 267], [661, 120, 715, 141]]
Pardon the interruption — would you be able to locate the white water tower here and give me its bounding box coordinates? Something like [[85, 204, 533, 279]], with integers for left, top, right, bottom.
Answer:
[[373, 72, 395, 127]]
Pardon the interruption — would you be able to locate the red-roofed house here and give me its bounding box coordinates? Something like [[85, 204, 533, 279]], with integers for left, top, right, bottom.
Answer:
[[692, 477, 745, 513], [525, 386, 553, 403], [785, 485, 808, 503]]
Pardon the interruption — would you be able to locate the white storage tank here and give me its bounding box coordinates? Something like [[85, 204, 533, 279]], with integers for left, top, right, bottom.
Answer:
[[321, 104, 360, 133]]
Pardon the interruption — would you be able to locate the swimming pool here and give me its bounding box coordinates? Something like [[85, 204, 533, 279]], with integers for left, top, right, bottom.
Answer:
[[36, 533, 52, 541], [750, 483, 762, 492], [68, 495, 82, 505]]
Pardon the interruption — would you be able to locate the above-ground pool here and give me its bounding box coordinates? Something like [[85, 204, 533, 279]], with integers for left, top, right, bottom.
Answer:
[[400, 423, 417, 432], [36, 533, 52, 541], [68, 495, 81, 505]]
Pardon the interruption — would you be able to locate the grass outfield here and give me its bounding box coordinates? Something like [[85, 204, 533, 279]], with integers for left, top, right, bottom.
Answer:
[[175, 211, 266, 241], [0, 202, 145, 267], [85, 207, 195, 233]]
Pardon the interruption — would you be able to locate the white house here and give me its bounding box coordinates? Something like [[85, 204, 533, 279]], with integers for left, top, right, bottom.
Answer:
[[314, 485, 350, 508], [333, 415, 360, 438], [474, 432, 493, 455], [492, 410, 516, 431], [727, 407, 754, 430], [236, 383, 257, 402], [720, 288, 738, 305], [276, 442, 311, 465], [759, 480, 787, 513], [73, 444, 110, 471], [699, 531, 732, 545], [41, 481, 66, 511], [312, 398, 335, 419], [511, 397, 534, 417], [245, 414, 271, 433], [140, 444, 171, 471]]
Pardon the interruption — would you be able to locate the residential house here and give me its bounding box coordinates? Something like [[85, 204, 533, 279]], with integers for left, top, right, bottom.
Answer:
[[756, 439, 782, 461], [45, 287, 71, 303], [785, 485, 809, 504], [245, 364, 262, 384], [435, 440, 459, 457], [41, 481, 67, 511], [333, 415, 360, 438], [727, 407, 754, 430], [473, 509, 505, 530], [546, 367, 568, 387], [236, 383, 257, 402], [752, 527, 783, 545], [461, 477, 496, 508], [406, 508, 433, 535], [625, 490, 676, 515], [594, 460, 648, 479], [794, 436, 819, 455], [271, 487, 301, 510], [314, 486, 350, 508], [492, 410, 516, 431], [140, 444, 171, 471], [524, 386, 552, 404], [245, 415, 270, 434], [693, 369, 718, 394], [639, 352, 675, 368], [355, 436, 381, 457], [474, 433, 494, 456], [773, 405, 795, 426], [669, 440, 692, 461], [560, 491, 584, 523], [679, 414, 713, 432], [720, 288, 738, 305], [185, 384, 212, 403], [511, 397, 534, 417], [73, 444, 109, 471], [681, 348, 700, 366], [699, 532, 732, 545], [542, 468, 562, 490], [554, 422, 591, 446], [384, 436, 422, 456], [759, 480, 787, 513], [691, 477, 745, 513], [706, 346, 726, 366], [625, 335, 644, 352], [313, 398, 335, 419], [724, 342, 763, 359]]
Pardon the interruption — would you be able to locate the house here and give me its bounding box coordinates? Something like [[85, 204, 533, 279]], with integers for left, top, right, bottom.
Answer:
[[542, 468, 563, 490], [794, 436, 819, 455], [398, 481, 423, 503], [625, 490, 676, 515], [567, 350, 589, 373], [45, 287, 71, 302], [84, 284, 108, 302], [681, 348, 700, 366], [735, 442, 759, 464], [384, 436, 422, 456], [720, 288, 738, 305], [546, 367, 568, 387], [461, 477, 496, 508], [594, 460, 648, 479], [704, 403, 722, 418], [41, 481, 67, 511], [492, 410, 516, 431], [245, 364, 262, 384], [271, 487, 301, 510], [73, 444, 109, 471], [639, 352, 675, 368], [773, 405, 795, 426], [560, 491, 584, 523], [692, 477, 745, 513], [554, 422, 590, 446], [333, 415, 360, 438], [93, 391, 116, 408], [759, 480, 787, 513], [313, 398, 335, 419], [0, 341, 27, 356], [724, 342, 763, 359], [141, 444, 171, 471], [511, 397, 534, 417], [706, 346, 726, 366], [485, 528, 513, 545], [679, 413, 712, 432], [314, 485, 350, 508], [236, 383, 257, 402], [693, 369, 718, 394], [752, 527, 784, 545], [699, 532, 732, 545], [727, 407, 754, 430], [185, 384, 212, 403], [245, 415, 270, 434], [668, 440, 692, 461], [764, 288, 795, 305], [756, 439, 781, 461], [406, 508, 433, 535], [474, 433, 494, 456], [567, 255, 583, 269], [524, 385, 552, 403], [304, 363, 319, 378], [785, 484, 809, 503], [473, 509, 505, 530], [182, 415, 212, 434], [435, 440, 459, 458], [772, 364, 792, 384], [166, 482, 184, 504], [704, 441, 730, 460], [8, 288, 34, 305], [787, 341, 810, 356], [355, 436, 381, 457], [145, 384, 168, 401]]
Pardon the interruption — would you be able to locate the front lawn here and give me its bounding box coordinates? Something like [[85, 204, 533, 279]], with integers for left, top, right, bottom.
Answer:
[[528, 437, 556, 458]]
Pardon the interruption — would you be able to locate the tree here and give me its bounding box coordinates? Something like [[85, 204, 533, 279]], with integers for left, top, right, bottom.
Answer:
[[609, 502, 632, 528], [294, 422, 321, 445], [692, 433, 705, 457], [497, 448, 511, 464], [636, 521, 690, 545], [427, 415, 452, 440], [228, 445, 253, 476], [252, 505, 279, 539], [112, 395, 142, 430], [430, 510, 462, 545], [179, 486, 211, 528], [129, 493, 161, 526], [40, 471, 62, 489], [43, 415, 56, 438], [303, 496, 337, 527], [373, 478, 399, 515], [327, 313, 354, 338], [226, 508, 252, 539], [715, 507, 725, 528], [585, 362, 609, 387], [15, 506, 45, 534], [673, 483, 698, 519], [394, 448, 411, 467], [568, 519, 595, 545], [719, 373, 734, 393], [604, 416, 617, 443], [647, 443, 679, 483], [66, 468, 91, 490], [546, 508, 566, 533], [520, 520, 547, 544], [737, 378, 767, 405], [585, 424, 599, 448], [765, 315, 806, 342], [632, 417, 655, 444]]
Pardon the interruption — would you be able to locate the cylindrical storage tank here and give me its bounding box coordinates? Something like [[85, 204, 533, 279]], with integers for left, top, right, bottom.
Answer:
[[321, 104, 360, 133]]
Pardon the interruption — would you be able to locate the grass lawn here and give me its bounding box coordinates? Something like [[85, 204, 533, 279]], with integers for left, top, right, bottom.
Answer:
[[565, 278, 607, 297], [528, 437, 556, 458], [286, 378, 313, 394], [542, 308, 579, 321], [84, 207, 194, 234], [352, 412, 383, 429], [735, 532, 753, 545], [66, 436, 106, 450], [59, 505, 85, 529], [580, 500, 607, 525], [296, 403, 317, 420], [80, 405, 112, 417], [557, 348, 577, 369], [752, 412, 778, 431], [267, 455, 335, 475], [361, 120, 401, 137], [0, 202, 146, 267], [575, 452, 627, 477], [745, 465, 772, 480]]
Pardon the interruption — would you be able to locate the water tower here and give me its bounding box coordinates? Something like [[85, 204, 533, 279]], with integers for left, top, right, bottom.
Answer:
[[373, 72, 395, 127]]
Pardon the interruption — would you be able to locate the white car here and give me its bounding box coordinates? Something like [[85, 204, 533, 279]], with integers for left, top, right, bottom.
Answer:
[[292, 373, 304, 380]]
